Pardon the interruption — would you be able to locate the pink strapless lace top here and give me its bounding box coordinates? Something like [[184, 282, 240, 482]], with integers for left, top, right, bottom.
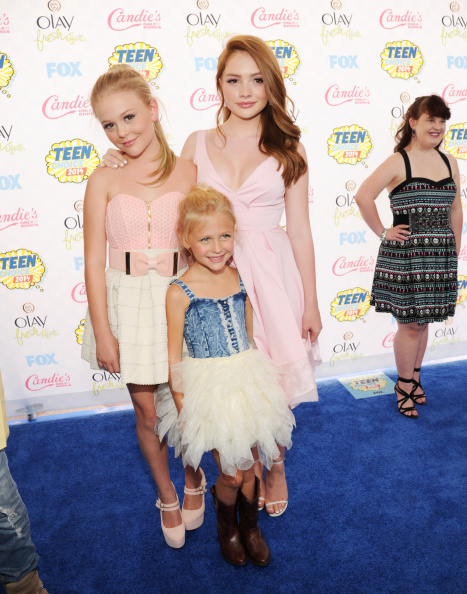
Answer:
[[106, 193, 183, 250]]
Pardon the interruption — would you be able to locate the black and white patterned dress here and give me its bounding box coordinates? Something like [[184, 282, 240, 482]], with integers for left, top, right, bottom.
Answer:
[[371, 149, 458, 324]]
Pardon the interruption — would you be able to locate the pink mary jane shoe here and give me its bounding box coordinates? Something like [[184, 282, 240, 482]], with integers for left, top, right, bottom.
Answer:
[[182, 468, 207, 531]]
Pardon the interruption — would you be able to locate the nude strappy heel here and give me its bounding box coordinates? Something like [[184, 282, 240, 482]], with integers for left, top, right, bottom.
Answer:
[[182, 468, 207, 530], [155, 485, 185, 548], [265, 459, 288, 518]]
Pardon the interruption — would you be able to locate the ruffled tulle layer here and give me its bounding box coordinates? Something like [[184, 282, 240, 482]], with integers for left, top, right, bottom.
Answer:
[[155, 348, 295, 477]]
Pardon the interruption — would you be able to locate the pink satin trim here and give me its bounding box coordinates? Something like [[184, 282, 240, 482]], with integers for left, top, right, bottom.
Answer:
[[108, 247, 186, 277]]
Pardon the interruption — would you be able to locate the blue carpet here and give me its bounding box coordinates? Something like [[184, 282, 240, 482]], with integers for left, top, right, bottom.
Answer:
[[6, 361, 467, 593]]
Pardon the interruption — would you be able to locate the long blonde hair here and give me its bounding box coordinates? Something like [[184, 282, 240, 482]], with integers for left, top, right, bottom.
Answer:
[[90, 64, 176, 186], [215, 35, 306, 187]]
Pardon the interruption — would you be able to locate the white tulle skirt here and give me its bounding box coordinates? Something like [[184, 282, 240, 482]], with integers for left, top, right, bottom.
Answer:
[[155, 348, 295, 477]]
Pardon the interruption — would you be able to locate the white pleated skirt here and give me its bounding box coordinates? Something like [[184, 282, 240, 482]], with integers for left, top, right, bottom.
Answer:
[[81, 249, 186, 386]]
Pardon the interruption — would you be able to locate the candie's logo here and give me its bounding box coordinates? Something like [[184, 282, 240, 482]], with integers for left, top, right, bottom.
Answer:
[[350, 376, 388, 392], [75, 319, 85, 344], [190, 88, 221, 111], [379, 9, 422, 30], [380, 41, 423, 80], [332, 255, 375, 276], [108, 9, 161, 31], [325, 84, 370, 106], [444, 123, 467, 159], [42, 94, 91, 119], [0, 207, 38, 231], [25, 373, 71, 391], [266, 40, 300, 79], [46, 139, 99, 183], [327, 125, 372, 165], [0, 13, 10, 34], [251, 8, 299, 29], [71, 282, 87, 303], [443, 84, 467, 105], [109, 43, 163, 82], [330, 287, 371, 322], [0, 249, 46, 290], [457, 275, 467, 305], [0, 52, 14, 97]]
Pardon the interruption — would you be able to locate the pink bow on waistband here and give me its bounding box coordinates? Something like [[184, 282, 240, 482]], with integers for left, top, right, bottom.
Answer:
[[108, 248, 186, 277]]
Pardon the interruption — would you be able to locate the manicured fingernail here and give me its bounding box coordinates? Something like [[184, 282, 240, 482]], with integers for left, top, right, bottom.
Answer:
[[113, 164, 117, 168], [123, 160, 127, 164]]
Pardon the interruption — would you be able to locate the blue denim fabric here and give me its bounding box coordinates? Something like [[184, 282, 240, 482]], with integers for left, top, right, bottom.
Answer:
[[172, 277, 250, 359], [0, 449, 39, 584]]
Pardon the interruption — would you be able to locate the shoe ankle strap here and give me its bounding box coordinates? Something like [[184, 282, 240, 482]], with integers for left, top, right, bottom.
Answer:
[[184, 483, 207, 495], [156, 496, 179, 511], [397, 376, 413, 384], [413, 367, 421, 373]]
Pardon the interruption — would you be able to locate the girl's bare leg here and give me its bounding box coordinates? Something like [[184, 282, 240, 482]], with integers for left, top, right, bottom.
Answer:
[[128, 383, 181, 528], [252, 447, 266, 509], [183, 465, 204, 510], [412, 323, 429, 403], [265, 445, 287, 515]]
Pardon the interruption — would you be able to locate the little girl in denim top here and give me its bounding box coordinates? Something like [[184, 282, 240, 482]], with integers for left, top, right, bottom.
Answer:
[[157, 184, 295, 567]]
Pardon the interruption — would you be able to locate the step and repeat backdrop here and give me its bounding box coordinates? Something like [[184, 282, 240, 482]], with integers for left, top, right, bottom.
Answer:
[[1, 0, 466, 415]]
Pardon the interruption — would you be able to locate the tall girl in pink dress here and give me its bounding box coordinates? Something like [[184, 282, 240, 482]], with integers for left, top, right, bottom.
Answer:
[[81, 65, 206, 549], [181, 36, 322, 516]]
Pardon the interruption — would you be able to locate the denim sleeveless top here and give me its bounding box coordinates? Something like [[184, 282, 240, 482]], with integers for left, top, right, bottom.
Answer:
[[172, 276, 250, 359]]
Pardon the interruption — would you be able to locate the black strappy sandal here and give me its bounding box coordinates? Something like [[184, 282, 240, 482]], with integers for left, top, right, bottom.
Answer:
[[411, 367, 427, 405], [395, 376, 418, 419]]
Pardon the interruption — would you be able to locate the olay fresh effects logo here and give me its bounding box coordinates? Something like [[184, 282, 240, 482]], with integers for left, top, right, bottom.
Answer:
[[42, 94, 91, 119], [327, 125, 372, 165], [63, 201, 84, 250], [330, 288, 371, 322], [330, 332, 363, 367], [0, 250, 46, 290], [266, 39, 300, 80], [0, 124, 25, 155], [320, 1, 362, 45], [251, 7, 300, 29], [108, 9, 161, 31], [185, 4, 230, 47], [109, 43, 163, 82], [442, 84, 467, 105], [46, 139, 99, 183], [380, 41, 423, 80], [389, 92, 411, 137], [0, 13, 10, 34], [0, 52, 14, 97], [92, 371, 125, 396], [333, 181, 362, 226], [14, 303, 58, 347], [430, 324, 460, 351], [441, 3, 467, 45], [379, 9, 422, 29], [325, 84, 370, 106], [25, 372, 71, 391], [0, 207, 38, 231], [457, 275, 467, 305], [332, 255, 374, 276], [35, 6, 85, 52], [190, 88, 221, 111], [444, 123, 467, 159]]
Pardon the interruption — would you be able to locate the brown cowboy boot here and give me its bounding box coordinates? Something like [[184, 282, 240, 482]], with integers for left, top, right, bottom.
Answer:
[[210, 485, 247, 566], [238, 477, 271, 567], [4, 570, 48, 593]]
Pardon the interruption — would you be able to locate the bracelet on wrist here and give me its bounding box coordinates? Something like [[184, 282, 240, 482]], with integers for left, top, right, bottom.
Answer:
[[380, 228, 387, 241]]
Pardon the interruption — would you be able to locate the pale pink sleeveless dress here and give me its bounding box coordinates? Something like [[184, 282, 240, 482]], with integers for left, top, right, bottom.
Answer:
[[194, 130, 320, 407], [81, 192, 186, 386]]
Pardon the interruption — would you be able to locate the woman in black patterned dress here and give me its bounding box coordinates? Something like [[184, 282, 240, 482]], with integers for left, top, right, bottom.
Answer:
[[356, 95, 462, 418]]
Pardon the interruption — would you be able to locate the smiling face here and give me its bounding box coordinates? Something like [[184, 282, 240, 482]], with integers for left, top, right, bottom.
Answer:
[[410, 113, 446, 149], [93, 90, 158, 158], [185, 213, 235, 273], [219, 51, 268, 122]]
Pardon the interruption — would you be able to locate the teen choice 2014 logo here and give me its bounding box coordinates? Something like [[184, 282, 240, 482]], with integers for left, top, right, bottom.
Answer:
[[109, 43, 163, 82], [0, 249, 46, 290], [380, 40, 423, 80], [444, 123, 467, 160], [46, 139, 100, 183], [328, 125, 372, 165], [75, 319, 85, 345], [266, 40, 300, 80], [0, 52, 15, 96], [350, 376, 388, 392], [330, 287, 371, 322], [457, 275, 467, 305]]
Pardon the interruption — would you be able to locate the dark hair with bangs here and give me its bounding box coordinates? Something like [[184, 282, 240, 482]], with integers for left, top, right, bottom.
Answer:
[[394, 95, 451, 152]]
